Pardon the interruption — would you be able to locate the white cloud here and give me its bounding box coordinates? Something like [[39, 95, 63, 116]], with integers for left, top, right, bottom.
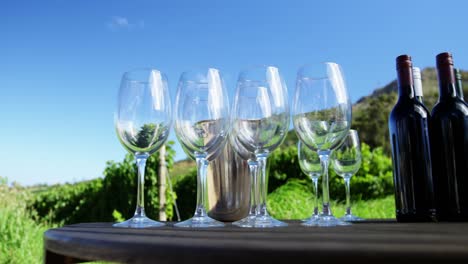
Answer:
[[107, 16, 144, 31]]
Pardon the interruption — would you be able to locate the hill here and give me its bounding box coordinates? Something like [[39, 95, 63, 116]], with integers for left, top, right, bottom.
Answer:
[[171, 158, 195, 180], [356, 68, 467, 108]]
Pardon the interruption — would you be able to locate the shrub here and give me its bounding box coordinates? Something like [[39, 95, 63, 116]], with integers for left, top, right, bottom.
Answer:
[[31, 179, 103, 224], [29, 142, 177, 224], [172, 168, 197, 220], [269, 142, 394, 201]]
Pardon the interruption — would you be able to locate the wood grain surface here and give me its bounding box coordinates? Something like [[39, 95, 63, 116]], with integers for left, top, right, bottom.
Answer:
[[44, 220, 468, 264]]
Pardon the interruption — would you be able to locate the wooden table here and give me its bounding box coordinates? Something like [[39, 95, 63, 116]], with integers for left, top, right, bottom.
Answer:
[[44, 220, 468, 264]]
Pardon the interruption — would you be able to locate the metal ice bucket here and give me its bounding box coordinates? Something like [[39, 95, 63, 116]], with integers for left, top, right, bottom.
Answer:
[[206, 142, 250, 222]]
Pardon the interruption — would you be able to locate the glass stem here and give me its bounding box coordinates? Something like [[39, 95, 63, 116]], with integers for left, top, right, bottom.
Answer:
[[312, 177, 319, 216], [344, 175, 352, 216], [247, 159, 259, 216], [255, 160, 262, 215], [257, 155, 268, 216], [134, 154, 149, 217], [194, 155, 209, 218], [319, 152, 332, 216]]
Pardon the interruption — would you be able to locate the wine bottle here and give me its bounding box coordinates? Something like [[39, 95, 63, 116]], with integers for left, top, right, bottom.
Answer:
[[454, 68, 465, 101], [412, 67, 424, 103], [431, 52, 468, 221], [389, 55, 436, 222]]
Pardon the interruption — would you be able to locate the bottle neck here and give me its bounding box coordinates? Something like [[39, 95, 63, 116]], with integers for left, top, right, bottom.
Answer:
[[397, 66, 415, 99], [437, 63, 457, 100], [455, 72, 464, 100], [439, 84, 457, 100], [414, 80, 424, 103], [456, 84, 465, 100]]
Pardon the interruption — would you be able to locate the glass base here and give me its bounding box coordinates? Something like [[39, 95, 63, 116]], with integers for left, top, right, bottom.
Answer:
[[302, 214, 351, 227], [317, 215, 351, 227], [232, 214, 257, 227], [252, 215, 288, 228], [301, 214, 320, 226], [113, 215, 165, 228], [340, 214, 364, 222], [174, 215, 224, 228]]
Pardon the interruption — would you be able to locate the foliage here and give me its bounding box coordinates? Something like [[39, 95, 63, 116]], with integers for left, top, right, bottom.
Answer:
[[30, 179, 103, 225], [0, 177, 49, 263], [172, 141, 393, 220], [268, 142, 393, 201], [29, 142, 177, 225], [164, 172, 178, 220], [268, 143, 302, 192], [328, 143, 394, 201], [172, 168, 197, 220], [267, 178, 395, 220]]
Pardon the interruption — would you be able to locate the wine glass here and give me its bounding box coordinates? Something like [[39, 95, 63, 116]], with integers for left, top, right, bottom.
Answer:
[[298, 141, 321, 225], [173, 68, 230, 228], [232, 65, 289, 228], [114, 68, 172, 228], [293, 62, 352, 227], [331, 129, 363, 222]]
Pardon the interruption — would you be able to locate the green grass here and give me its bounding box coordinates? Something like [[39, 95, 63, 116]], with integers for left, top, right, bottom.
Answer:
[[0, 180, 115, 264], [268, 179, 395, 220], [0, 207, 48, 263], [332, 196, 395, 219], [267, 179, 313, 219], [0, 182, 50, 263]]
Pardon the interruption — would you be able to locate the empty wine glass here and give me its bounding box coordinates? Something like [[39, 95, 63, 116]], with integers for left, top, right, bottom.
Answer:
[[331, 130, 363, 222], [232, 65, 289, 228], [293, 62, 352, 227], [298, 141, 321, 225], [174, 68, 230, 228], [114, 68, 172, 228]]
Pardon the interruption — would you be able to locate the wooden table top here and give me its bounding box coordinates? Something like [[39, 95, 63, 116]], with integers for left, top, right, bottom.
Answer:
[[44, 220, 468, 264]]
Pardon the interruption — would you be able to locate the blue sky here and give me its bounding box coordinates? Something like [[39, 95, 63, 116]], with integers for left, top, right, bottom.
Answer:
[[2, 0, 468, 185]]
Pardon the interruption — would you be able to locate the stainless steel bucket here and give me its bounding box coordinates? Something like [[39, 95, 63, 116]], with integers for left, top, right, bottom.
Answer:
[[206, 142, 250, 222]]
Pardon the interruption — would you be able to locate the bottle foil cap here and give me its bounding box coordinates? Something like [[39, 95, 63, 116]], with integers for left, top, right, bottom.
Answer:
[[413, 67, 423, 97], [396, 55, 412, 70]]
